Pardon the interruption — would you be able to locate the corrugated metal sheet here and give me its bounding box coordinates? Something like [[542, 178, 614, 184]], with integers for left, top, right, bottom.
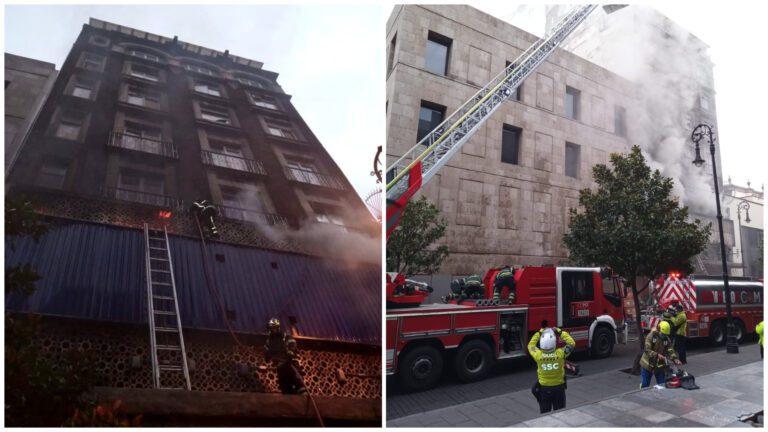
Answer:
[[6, 220, 381, 345]]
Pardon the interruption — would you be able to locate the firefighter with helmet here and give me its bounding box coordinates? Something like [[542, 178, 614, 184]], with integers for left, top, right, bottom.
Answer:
[[528, 326, 576, 413], [444, 275, 484, 302], [640, 320, 680, 388], [672, 302, 688, 364], [493, 266, 516, 303], [263, 318, 307, 395]]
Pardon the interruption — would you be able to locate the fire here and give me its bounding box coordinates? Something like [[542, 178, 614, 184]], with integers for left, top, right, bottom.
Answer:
[[158, 210, 173, 219]]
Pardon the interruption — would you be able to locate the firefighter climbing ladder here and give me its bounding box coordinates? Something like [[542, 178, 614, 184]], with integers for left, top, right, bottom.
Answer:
[[144, 223, 191, 390], [386, 4, 598, 201]]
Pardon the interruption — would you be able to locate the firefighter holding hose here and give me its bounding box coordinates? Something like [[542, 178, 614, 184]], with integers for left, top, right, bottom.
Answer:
[[263, 318, 307, 395]]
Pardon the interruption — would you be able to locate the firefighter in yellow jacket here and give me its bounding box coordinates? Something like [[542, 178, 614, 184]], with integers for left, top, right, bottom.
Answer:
[[528, 327, 576, 413], [640, 320, 680, 388], [756, 321, 763, 359]]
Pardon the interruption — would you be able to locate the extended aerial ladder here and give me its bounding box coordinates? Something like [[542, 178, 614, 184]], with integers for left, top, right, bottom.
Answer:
[[386, 5, 624, 239]]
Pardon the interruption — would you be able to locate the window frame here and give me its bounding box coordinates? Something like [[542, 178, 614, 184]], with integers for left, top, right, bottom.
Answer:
[[128, 62, 161, 82], [36, 159, 70, 190], [565, 86, 581, 120], [501, 124, 521, 165], [425, 31, 452, 76], [565, 141, 581, 179], [263, 116, 298, 140], [417, 101, 447, 144], [198, 101, 234, 125], [247, 91, 280, 111], [80, 52, 106, 72]]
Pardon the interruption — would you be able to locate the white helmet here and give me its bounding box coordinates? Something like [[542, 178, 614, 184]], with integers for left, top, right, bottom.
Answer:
[[540, 328, 557, 352]]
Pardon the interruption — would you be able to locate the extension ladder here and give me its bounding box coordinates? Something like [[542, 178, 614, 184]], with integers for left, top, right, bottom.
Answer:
[[386, 5, 599, 201], [143, 223, 191, 390]]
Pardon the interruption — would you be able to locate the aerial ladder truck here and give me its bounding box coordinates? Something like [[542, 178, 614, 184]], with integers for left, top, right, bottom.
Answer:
[[385, 5, 630, 391]]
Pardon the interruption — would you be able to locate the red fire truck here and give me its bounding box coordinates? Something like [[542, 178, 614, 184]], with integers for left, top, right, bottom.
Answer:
[[386, 266, 628, 392], [641, 274, 763, 344]]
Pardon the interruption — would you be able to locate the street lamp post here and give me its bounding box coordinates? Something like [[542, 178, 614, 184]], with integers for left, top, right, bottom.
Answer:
[[737, 200, 751, 277], [691, 124, 738, 354]]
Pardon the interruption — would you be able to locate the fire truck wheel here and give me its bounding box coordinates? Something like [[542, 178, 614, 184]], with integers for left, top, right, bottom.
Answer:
[[709, 321, 726, 345], [734, 319, 745, 343], [398, 345, 444, 392], [590, 326, 614, 358], [454, 340, 493, 383]]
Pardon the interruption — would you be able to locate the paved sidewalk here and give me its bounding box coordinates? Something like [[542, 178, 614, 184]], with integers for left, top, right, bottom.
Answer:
[[387, 344, 763, 427]]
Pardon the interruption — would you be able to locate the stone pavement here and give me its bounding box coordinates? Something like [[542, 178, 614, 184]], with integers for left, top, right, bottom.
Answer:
[[387, 343, 763, 427]]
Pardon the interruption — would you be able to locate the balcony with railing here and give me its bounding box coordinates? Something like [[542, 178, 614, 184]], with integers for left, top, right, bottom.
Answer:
[[108, 131, 178, 159], [283, 167, 347, 191], [102, 186, 183, 209], [218, 205, 288, 227], [201, 150, 266, 175]]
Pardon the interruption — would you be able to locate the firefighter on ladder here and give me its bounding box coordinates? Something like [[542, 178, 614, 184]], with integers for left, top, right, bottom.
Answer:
[[263, 318, 307, 395], [528, 326, 575, 414], [493, 266, 516, 303]]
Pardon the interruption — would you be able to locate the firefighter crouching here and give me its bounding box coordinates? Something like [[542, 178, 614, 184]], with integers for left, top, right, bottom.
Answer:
[[528, 327, 575, 414], [640, 320, 680, 388], [264, 318, 307, 395], [444, 275, 485, 302], [493, 266, 516, 302]]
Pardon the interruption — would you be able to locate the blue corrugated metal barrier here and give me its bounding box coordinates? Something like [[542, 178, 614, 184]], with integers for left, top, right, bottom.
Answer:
[[6, 220, 381, 345]]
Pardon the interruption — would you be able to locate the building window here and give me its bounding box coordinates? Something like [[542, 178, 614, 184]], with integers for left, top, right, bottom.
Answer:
[[425, 31, 451, 76], [185, 64, 217, 77], [72, 76, 96, 99], [249, 92, 279, 110], [55, 111, 86, 141], [208, 140, 249, 171], [417, 101, 446, 144], [126, 84, 161, 108], [565, 86, 580, 120], [565, 142, 580, 178], [122, 121, 164, 153], [264, 117, 297, 139], [89, 35, 110, 47], [614, 105, 626, 137], [118, 169, 164, 195], [501, 125, 521, 165], [388, 33, 397, 72], [505, 61, 522, 101], [199, 102, 232, 125], [82, 52, 106, 72], [129, 63, 160, 82], [128, 49, 160, 62], [285, 156, 322, 185], [193, 80, 221, 97], [37, 160, 69, 189], [237, 76, 266, 89], [311, 203, 346, 228]]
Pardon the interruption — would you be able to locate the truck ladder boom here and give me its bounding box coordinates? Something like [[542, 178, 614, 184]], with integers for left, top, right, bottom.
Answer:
[[386, 5, 598, 201]]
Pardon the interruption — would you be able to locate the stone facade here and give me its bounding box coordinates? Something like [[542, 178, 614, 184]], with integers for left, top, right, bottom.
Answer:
[[386, 5, 635, 277], [4, 53, 57, 172], [723, 182, 764, 278]]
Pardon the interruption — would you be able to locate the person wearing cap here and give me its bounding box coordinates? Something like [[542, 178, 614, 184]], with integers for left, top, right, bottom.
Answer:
[[640, 320, 680, 388], [672, 303, 688, 364], [528, 326, 576, 413]]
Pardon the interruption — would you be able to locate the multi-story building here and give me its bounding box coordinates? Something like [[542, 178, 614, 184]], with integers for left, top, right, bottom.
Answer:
[[6, 19, 380, 425], [723, 180, 764, 279], [386, 5, 727, 293], [5, 53, 57, 173]]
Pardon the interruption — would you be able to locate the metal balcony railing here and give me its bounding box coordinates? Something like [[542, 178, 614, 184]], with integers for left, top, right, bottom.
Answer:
[[201, 150, 266, 175], [102, 186, 183, 209], [218, 205, 288, 227], [283, 167, 346, 191], [108, 131, 178, 159]]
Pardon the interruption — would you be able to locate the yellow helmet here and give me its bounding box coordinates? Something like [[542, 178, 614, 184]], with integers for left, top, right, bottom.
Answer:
[[659, 320, 671, 335], [268, 318, 281, 329]]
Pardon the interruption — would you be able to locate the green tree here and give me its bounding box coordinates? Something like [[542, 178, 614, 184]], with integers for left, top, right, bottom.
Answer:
[[5, 195, 96, 426], [387, 196, 450, 274], [562, 146, 710, 372]]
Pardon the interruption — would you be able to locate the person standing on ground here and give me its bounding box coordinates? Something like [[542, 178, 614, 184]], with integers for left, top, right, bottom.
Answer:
[[640, 321, 680, 388], [528, 327, 576, 414], [672, 303, 688, 364], [756, 320, 763, 359]]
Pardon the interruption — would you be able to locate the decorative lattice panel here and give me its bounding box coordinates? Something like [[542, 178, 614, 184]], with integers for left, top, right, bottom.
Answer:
[[32, 319, 381, 399]]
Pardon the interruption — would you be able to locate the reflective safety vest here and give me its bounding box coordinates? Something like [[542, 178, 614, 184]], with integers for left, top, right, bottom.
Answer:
[[673, 311, 687, 337], [527, 329, 575, 386], [757, 321, 764, 346]]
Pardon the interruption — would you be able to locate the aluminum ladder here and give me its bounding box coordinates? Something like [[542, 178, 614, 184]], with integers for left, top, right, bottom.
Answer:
[[144, 223, 191, 390], [386, 4, 599, 200]]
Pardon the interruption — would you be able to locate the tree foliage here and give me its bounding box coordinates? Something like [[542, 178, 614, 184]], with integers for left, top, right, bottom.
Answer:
[[387, 196, 450, 274], [562, 146, 710, 371], [5, 194, 97, 426]]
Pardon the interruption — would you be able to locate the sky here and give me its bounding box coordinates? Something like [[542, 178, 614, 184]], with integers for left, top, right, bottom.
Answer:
[[476, 1, 768, 193], [4, 4, 386, 204], [4, 2, 767, 203]]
